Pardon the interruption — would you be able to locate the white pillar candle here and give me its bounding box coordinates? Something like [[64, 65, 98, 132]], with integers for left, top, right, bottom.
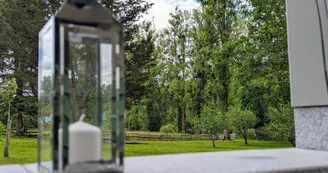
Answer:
[[59, 114, 102, 170]]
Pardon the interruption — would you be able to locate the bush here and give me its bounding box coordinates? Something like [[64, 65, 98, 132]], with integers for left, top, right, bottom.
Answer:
[[160, 123, 177, 134], [265, 104, 295, 146], [227, 106, 257, 145], [23, 114, 38, 129], [247, 128, 257, 140], [127, 104, 148, 131]]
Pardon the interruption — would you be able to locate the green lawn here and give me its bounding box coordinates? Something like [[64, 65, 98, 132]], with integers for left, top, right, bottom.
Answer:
[[0, 137, 292, 165]]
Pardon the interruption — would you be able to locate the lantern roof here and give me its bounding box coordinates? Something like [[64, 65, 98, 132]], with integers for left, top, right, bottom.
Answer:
[[54, 0, 120, 28]]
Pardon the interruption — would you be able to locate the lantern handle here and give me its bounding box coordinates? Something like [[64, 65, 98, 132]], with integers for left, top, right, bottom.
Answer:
[[79, 114, 86, 122]]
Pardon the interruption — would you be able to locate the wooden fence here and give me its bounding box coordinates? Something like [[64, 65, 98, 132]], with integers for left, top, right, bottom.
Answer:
[[0, 130, 236, 141], [126, 133, 236, 141], [0, 129, 38, 138]]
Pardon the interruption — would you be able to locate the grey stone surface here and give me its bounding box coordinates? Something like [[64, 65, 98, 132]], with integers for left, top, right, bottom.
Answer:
[[0, 164, 30, 173], [295, 107, 328, 151], [3, 148, 327, 173]]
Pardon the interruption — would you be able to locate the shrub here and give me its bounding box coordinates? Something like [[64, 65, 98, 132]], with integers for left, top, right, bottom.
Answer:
[[247, 128, 257, 140], [265, 104, 295, 147], [160, 123, 177, 134], [227, 106, 256, 145]]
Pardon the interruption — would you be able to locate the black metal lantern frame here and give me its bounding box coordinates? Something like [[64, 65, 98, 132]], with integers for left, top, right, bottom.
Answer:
[[38, 0, 125, 172]]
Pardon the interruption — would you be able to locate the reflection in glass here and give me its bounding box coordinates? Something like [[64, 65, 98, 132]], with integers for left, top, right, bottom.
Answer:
[[68, 34, 97, 124], [39, 26, 53, 170], [100, 43, 113, 159], [67, 32, 114, 160]]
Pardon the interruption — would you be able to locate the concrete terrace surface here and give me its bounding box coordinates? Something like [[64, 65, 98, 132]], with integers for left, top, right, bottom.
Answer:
[[1, 148, 328, 173]]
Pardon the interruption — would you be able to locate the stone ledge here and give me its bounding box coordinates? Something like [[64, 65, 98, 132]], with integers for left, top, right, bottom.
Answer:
[[295, 107, 328, 151], [2, 148, 328, 173]]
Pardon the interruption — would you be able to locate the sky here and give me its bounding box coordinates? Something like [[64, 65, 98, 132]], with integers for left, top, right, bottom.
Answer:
[[141, 0, 200, 30]]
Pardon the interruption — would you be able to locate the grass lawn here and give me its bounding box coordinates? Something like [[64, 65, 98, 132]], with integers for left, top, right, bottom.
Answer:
[[0, 137, 292, 165]]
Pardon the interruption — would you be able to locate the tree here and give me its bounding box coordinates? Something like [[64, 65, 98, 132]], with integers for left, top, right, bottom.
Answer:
[[125, 21, 156, 109], [189, 0, 241, 140], [0, 0, 48, 136], [0, 78, 18, 157], [237, 0, 289, 128], [0, 0, 153, 134], [200, 105, 225, 147], [193, 0, 240, 113], [228, 106, 256, 145], [127, 99, 148, 131], [160, 8, 193, 133], [102, 0, 154, 43], [266, 104, 295, 147], [106, 0, 154, 110]]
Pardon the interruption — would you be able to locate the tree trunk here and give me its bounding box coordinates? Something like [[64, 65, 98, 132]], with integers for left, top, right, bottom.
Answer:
[[4, 103, 11, 157], [227, 132, 231, 140], [181, 116, 185, 133], [244, 129, 248, 145], [71, 54, 80, 121], [223, 130, 231, 141], [14, 62, 24, 137], [15, 113, 23, 136], [182, 56, 187, 133], [178, 106, 183, 132], [211, 129, 216, 147]]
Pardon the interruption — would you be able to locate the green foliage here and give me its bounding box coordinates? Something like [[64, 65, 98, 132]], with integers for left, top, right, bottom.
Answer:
[[159, 123, 177, 134], [200, 105, 226, 147], [0, 78, 18, 104], [233, 0, 289, 128], [122, 0, 290, 139], [126, 21, 156, 109], [266, 104, 295, 147], [228, 107, 257, 145], [247, 128, 257, 140], [0, 0, 49, 135], [0, 123, 5, 132], [187, 116, 201, 134], [22, 114, 38, 129], [200, 105, 225, 135], [127, 101, 148, 131]]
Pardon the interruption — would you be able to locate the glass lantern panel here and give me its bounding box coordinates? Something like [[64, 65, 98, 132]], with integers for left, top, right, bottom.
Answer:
[[100, 42, 113, 160], [59, 24, 124, 170], [38, 20, 54, 172], [64, 25, 118, 162], [99, 30, 124, 163], [67, 33, 98, 125]]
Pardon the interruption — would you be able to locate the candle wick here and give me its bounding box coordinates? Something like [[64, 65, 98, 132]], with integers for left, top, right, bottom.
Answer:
[[79, 114, 86, 121]]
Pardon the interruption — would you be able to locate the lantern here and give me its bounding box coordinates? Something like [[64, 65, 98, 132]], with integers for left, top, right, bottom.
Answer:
[[38, 0, 125, 172]]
